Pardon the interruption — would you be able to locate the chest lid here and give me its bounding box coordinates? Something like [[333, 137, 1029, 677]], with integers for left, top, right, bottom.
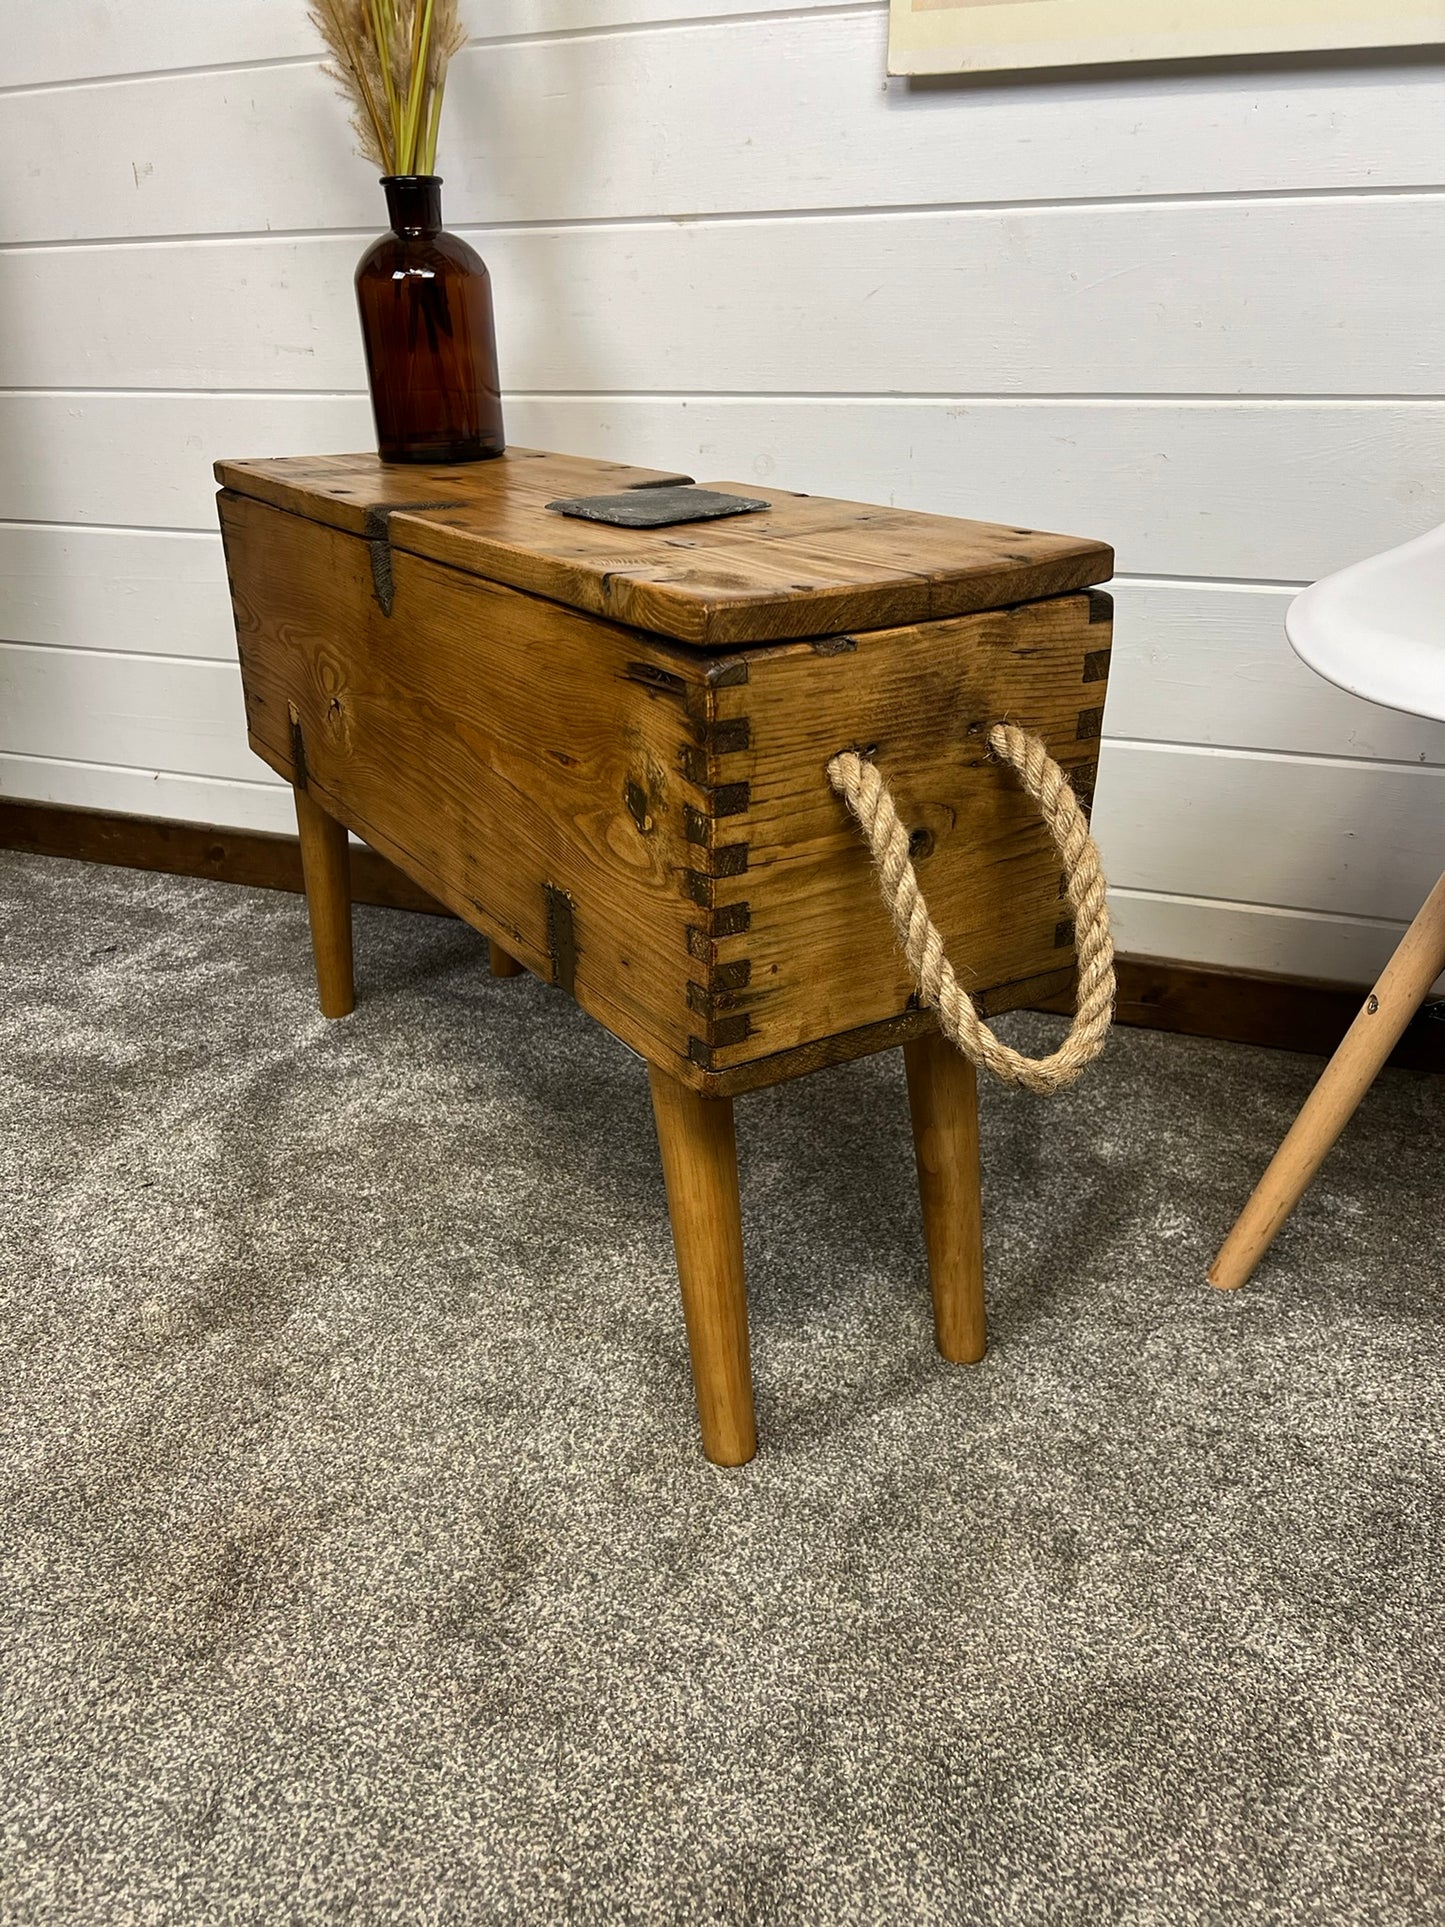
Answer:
[[214, 447, 1112, 649]]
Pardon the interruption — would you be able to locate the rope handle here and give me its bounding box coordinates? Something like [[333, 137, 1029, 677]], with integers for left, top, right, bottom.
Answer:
[[827, 723, 1114, 1094]]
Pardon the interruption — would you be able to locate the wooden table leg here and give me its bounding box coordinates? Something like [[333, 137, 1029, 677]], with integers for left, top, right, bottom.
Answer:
[[489, 941, 525, 978], [904, 1032, 986, 1365], [1209, 865, 1445, 1290], [293, 786, 354, 1019], [648, 1068, 757, 1466]]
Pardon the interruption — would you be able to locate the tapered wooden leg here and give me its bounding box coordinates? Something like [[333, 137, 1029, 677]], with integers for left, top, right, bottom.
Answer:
[[293, 786, 354, 1019], [648, 1068, 757, 1466], [1210, 866, 1445, 1290], [904, 1032, 986, 1364], [489, 941, 524, 978]]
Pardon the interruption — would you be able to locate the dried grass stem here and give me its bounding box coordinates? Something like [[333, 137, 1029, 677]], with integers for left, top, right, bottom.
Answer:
[[310, 0, 466, 175]]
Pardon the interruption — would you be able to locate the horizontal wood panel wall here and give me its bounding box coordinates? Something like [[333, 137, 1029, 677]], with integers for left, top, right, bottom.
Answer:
[[3, 2, 1445, 992]]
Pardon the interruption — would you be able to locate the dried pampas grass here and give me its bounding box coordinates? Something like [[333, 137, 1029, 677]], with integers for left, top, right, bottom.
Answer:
[[309, 0, 468, 175]]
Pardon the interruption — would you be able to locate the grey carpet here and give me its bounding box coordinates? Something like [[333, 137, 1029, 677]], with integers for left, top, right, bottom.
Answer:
[[2, 851, 1442, 1927]]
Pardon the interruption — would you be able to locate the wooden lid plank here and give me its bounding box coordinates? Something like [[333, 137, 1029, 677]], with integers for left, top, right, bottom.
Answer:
[[215, 452, 1112, 646], [213, 448, 695, 537]]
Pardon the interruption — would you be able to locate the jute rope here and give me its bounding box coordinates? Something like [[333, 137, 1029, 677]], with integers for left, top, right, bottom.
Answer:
[[826, 724, 1114, 1094]]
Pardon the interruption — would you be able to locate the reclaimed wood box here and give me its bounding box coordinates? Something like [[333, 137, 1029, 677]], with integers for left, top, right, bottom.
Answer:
[[216, 450, 1112, 1096]]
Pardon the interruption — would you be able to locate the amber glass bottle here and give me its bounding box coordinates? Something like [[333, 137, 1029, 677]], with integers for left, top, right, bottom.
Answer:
[[355, 176, 505, 465]]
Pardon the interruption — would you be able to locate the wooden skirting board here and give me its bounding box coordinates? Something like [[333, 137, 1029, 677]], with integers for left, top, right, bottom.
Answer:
[[0, 796, 443, 917], [4, 796, 1442, 1074]]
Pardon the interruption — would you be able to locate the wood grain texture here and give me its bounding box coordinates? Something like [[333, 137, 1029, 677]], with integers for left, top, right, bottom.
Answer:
[[8, 530, 1445, 770], [689, 968, 1076, 1095], [213, 448, 694, 540], [904, 1033, 986, 1365], [691, 592, 1110, 1073], [220, 456, 1111, 649], [219, 464, 1109, 1090], [6, 797, 1443, 1071], [220, 487, 711, 1070], [6, 636, 1444, 961], [648, 1070, 756, 1466], [0, 797, 445, 911], [293, 784, 355, 1018], [1209, 868, 1445, 1290]]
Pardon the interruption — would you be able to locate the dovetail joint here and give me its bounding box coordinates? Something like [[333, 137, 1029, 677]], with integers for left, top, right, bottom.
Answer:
[[709, 717, 751, 755], [687, 1013, 753, 1069], [1083, 648, 1112, 685]]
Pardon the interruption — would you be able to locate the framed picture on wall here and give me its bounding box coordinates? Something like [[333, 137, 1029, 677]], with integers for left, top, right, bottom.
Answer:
[[887, 1, 1445, 77]]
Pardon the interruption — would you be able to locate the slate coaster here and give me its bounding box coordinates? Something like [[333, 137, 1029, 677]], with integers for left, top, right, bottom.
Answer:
[[546, 485, 772, 529]]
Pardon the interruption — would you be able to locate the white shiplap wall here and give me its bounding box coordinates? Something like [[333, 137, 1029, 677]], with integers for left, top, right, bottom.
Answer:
[[3, 1, 1445, 985]]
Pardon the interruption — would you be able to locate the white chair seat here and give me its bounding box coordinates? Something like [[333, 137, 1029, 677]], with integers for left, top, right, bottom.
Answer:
[[1212, 519, 1445, 1289], [1287, 521, 1445, 725]]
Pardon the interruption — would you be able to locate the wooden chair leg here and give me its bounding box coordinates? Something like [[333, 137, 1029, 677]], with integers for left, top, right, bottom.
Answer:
[[904, 1032, 986, 1364], [293, 786, 354, 1019], [489, 941, 525, 978], [648, 1068, 757, 1466], [1209, 866, 1445, 1290]]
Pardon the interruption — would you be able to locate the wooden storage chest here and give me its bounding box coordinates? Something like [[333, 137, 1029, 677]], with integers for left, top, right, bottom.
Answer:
[[217, 447, 1113, 1463]]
